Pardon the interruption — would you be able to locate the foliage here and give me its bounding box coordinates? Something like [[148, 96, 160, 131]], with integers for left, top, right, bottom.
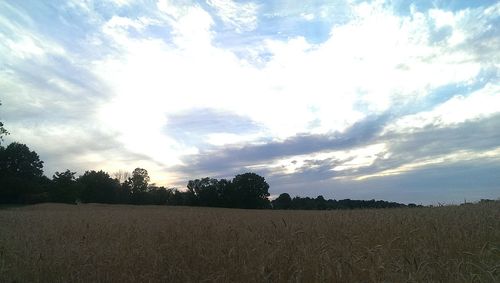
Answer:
[[0, 122, 7, 143], [0, 142, 43, 178], [50, 170, 82, 204], [0, 101, 9, 145], [273, 195, 408, 210], [0, 142, 45, 203], [170, 189, 196, 206], [185, 173, 272, 209], [125, 168, 149, 203], [78, 170, 120, 203], [187, 177, 228, 207], [231, 172, 270, 209], [145, 185, 173, 205], [115, 183, 132, 204], [272, 193, 292, 209]]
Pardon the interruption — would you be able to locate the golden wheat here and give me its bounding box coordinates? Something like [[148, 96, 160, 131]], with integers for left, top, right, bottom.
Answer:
[[0, 202, 499, 282]]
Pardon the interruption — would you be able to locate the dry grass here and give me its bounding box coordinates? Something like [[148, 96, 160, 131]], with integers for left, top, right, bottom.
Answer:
[[0, 202, 499, 282]]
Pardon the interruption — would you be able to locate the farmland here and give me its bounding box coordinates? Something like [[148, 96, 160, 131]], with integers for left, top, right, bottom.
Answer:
[[0, 202, 499, 282]]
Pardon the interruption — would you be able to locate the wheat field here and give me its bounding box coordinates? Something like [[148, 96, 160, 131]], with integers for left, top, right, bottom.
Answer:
[[0, 202, 499, 282]]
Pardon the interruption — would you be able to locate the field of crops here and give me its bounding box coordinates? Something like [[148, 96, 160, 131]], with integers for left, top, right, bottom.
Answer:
[[1, 202, 499, 282]]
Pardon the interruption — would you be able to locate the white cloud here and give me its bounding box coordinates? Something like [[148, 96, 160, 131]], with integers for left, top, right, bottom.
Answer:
[[89, 0, 499, 185], [332, 143, 388, 172], [356, 146, 500, 181], [0, 11, 66, 60], [384, 83, 500, 133], [300, 13, 315, 21], [108, 0, 133, 7], [207, 0, 259, 32], [247, 143, 388, 176]]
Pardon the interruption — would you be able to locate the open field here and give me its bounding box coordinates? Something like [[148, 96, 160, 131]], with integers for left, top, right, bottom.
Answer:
[[0, 203, 499, 282]]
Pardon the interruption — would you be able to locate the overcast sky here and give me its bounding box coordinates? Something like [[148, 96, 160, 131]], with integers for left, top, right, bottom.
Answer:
[[1, 0, 499, 204]]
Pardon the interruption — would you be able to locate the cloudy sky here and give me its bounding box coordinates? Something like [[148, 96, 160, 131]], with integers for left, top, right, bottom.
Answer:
[[1, 0, 499, 204]]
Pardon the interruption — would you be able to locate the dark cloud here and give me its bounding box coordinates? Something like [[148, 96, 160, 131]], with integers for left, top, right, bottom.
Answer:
[[175, 114, 390, 176], [173, 113, 500, 203], [344, 158, 500, 204], [384, 114, 500, 161], [264, 156, 500, 205], [306, 113, 500, 180]]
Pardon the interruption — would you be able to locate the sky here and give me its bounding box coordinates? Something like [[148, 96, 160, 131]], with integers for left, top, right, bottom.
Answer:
[[1, 0, 499, 204]]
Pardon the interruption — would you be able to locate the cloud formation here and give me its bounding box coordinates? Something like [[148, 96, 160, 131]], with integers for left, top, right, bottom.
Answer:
[[207, 0, 259, 32], [1, 0, 499, 203]]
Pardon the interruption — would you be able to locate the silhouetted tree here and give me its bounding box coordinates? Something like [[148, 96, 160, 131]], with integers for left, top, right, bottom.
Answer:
[[115, 182, 132, 204], [171, 189, 195, 206], [231, 172, 270, 209], [316, 195, 327, 210], [216, 178, 233, 207], [113, 170, 130, 184], [0, 142, 45, 203], [146, 185, 173, 205], [78, 170, 119, 203], [112, 169, 132, 203], [50, 170, 82, 204], [0, 142, 43, 177], [0, 101, 9, 145], [272, 193, 292, 209], [187, 177, 221, 206], [53, 170, 76, 183], [291, 196, 317, 210], [124, 168, 150, 203], [283, 195, 407, 210], [126, 168, 150, 195]]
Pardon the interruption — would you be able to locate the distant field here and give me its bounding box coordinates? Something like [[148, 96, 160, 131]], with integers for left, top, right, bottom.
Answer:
[[0, 203, 499, 282]]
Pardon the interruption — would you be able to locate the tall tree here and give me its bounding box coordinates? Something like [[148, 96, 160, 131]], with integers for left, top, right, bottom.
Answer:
[[231, 172, 270, 209], [0, 142, 45, 203], [126, 168, 150, 195], [0, 142, 43, 178], [78, 170, 119, 203], [50, 170, 81, 203], [187, 177, 220, 206], [146, 185, 173, 205], [216, 178, 233, 207], [53, 170, 77, 185], [272, 193, 292, 209], [185, 178, 235, 207], [125, 168, 150, 203]]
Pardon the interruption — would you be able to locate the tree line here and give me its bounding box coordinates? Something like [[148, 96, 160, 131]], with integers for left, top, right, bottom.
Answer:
[[0, 141, 416, 209], [0, 140, 273, 208], [0, 103, 414, 209], [272, 193, 412, 210]]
